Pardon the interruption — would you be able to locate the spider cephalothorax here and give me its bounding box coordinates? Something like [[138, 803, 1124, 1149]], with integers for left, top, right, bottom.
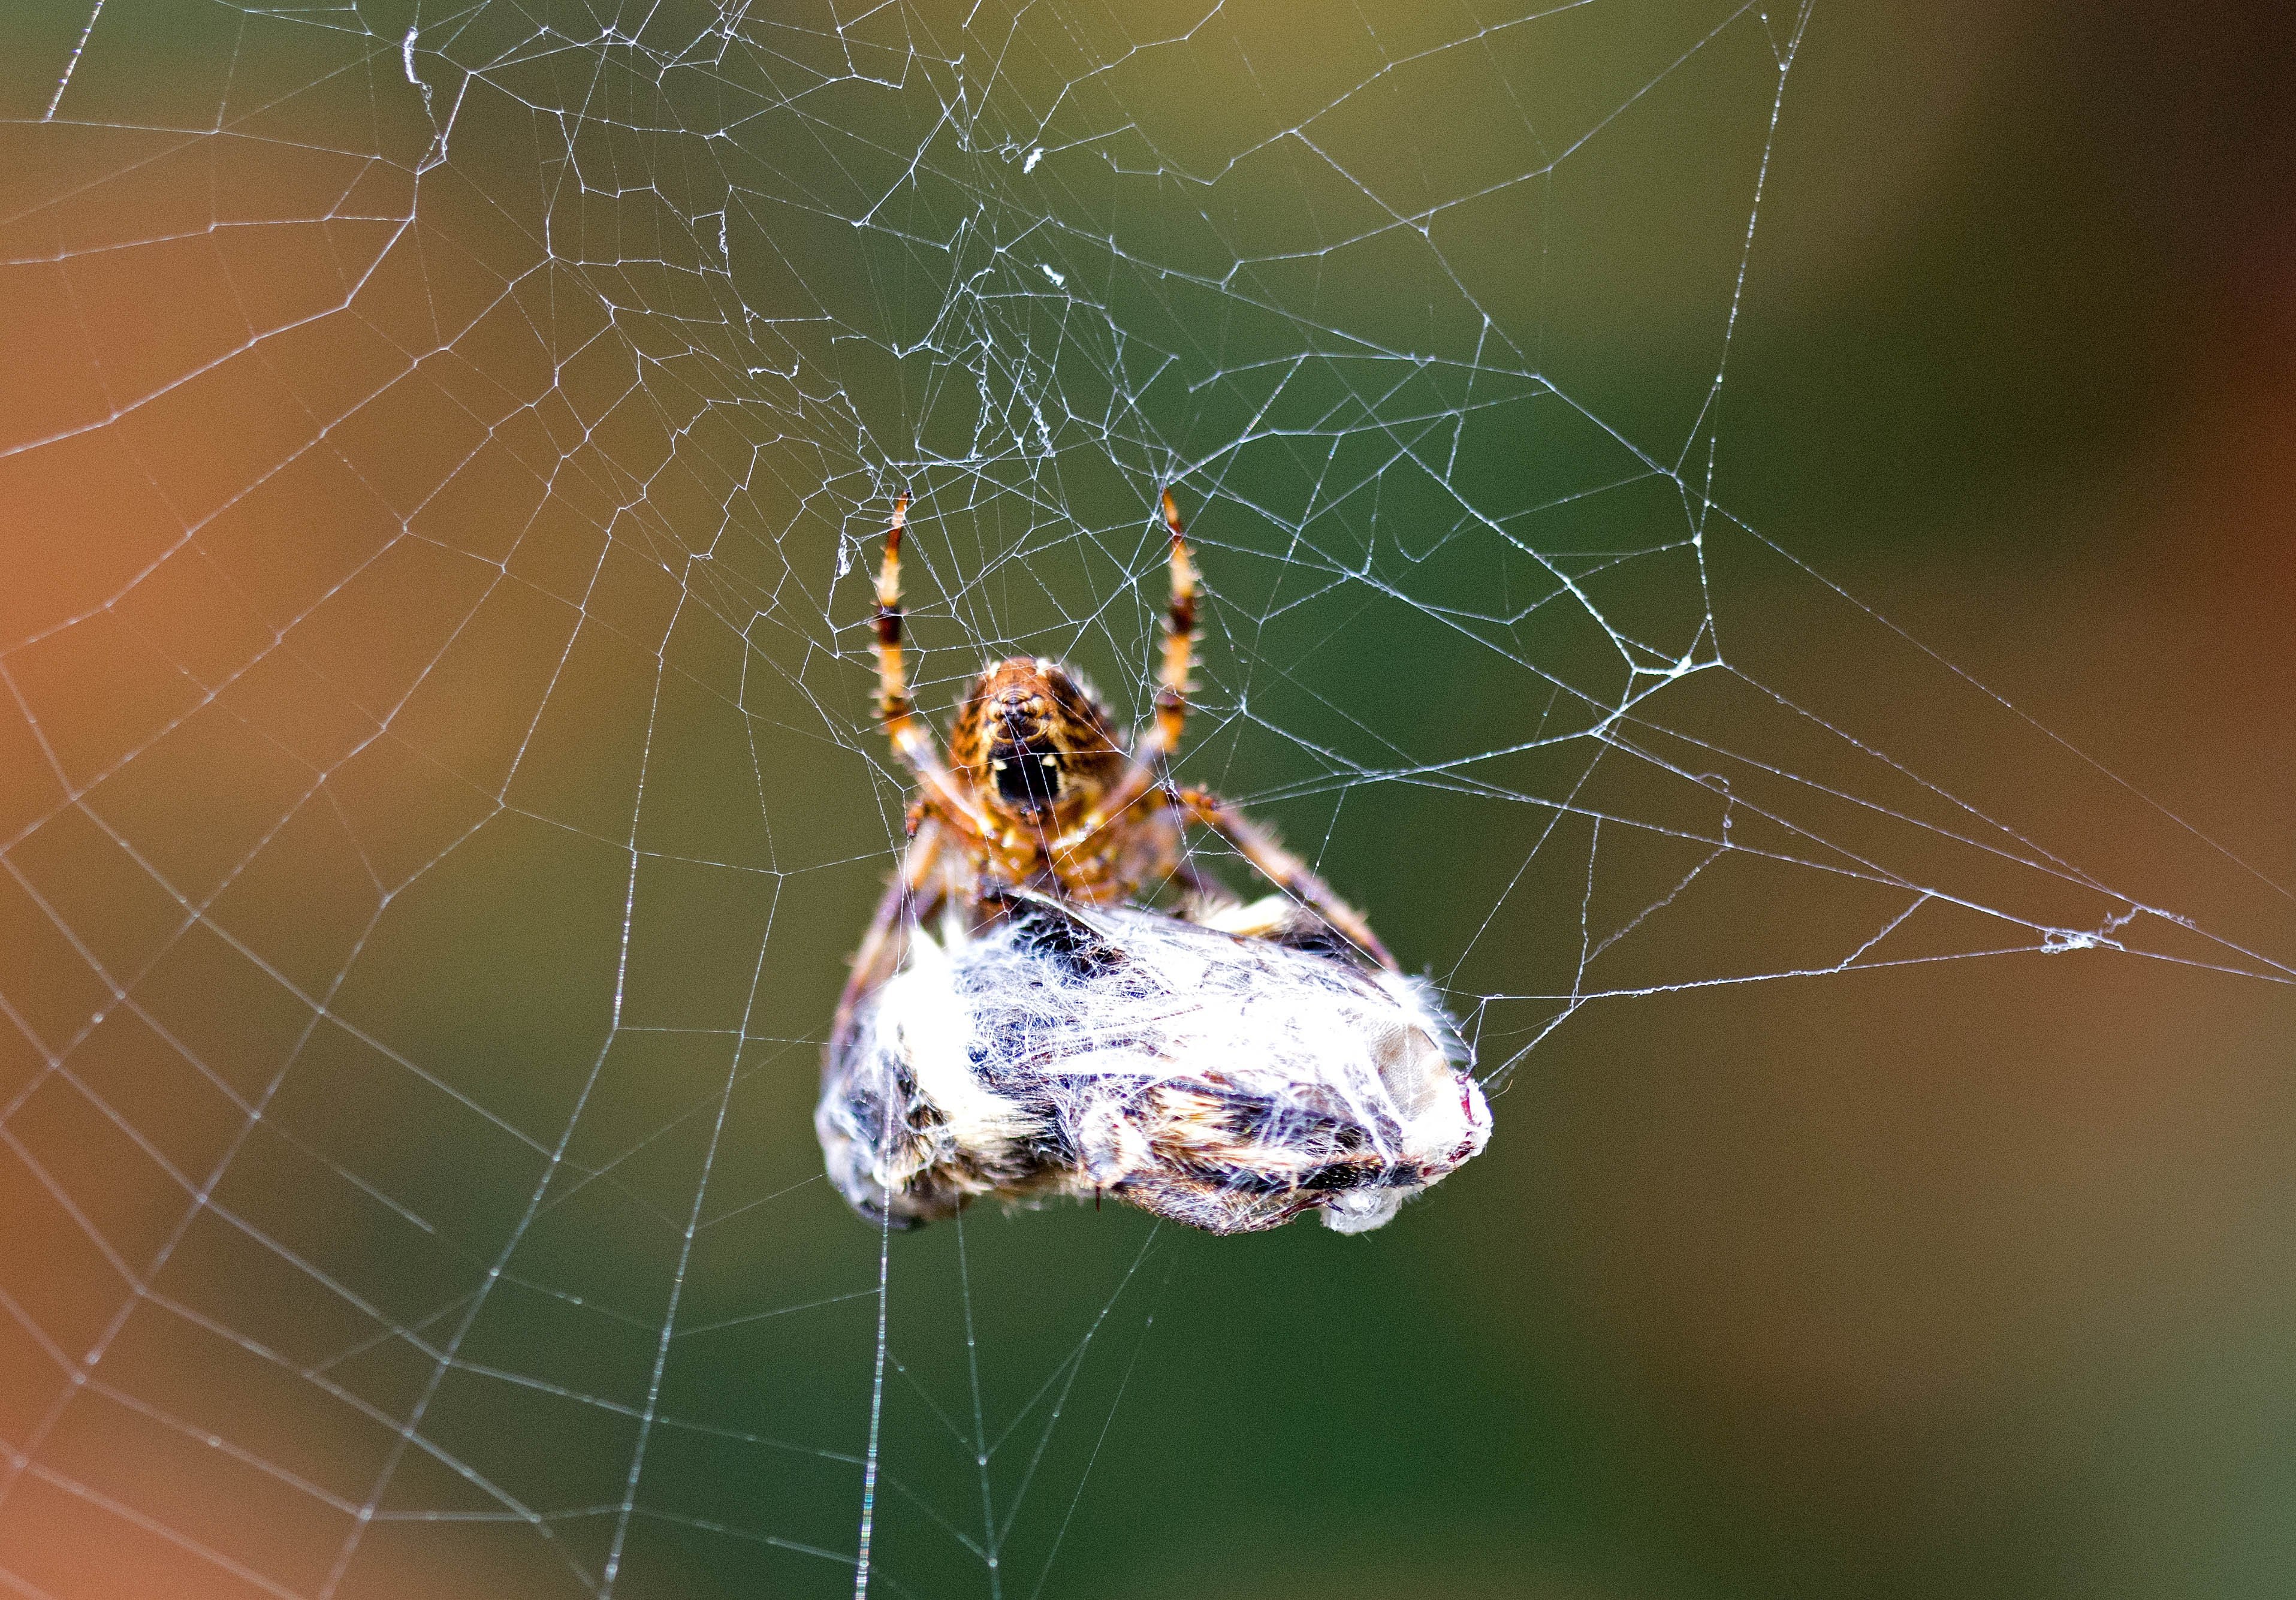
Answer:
[[948, 658, 1126, 828]]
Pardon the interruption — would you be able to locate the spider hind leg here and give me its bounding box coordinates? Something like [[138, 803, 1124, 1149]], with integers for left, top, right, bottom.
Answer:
[[1177, 786, 1397, 970]]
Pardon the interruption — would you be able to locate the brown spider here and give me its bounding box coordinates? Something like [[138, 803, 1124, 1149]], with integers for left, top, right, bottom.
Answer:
[[831, 491, 1396, 1052]]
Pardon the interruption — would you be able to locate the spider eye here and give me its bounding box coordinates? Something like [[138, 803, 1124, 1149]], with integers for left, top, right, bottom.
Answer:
[[991, 751, 1063, 811]]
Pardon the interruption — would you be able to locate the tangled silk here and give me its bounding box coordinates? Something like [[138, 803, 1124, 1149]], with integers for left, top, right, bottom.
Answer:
[[818, 893, 1490, 1234]]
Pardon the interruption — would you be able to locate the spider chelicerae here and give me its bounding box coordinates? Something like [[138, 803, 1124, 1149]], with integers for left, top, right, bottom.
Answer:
[[817, 493, 1489, 1234]]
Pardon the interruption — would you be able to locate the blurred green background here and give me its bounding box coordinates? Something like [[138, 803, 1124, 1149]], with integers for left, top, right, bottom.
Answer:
[[1, 2, 2293, 1598]]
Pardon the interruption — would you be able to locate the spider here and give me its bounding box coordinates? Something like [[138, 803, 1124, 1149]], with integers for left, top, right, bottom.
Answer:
[[831, 490, 1398, 1053]]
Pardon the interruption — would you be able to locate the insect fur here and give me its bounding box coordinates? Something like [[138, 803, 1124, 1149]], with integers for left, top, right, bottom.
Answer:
[[820, 492, 1489, 1234]]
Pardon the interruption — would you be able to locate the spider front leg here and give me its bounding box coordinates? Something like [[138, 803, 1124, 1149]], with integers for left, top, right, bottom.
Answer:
[[1144, 488, 1197, 766], [1176, 786, 1397, 970], [1085, 490, 1200, 834], [868, 497, 989, 841]]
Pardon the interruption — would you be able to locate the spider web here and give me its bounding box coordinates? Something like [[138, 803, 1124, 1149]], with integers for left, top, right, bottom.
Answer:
[[0, 1, 2288, 1597]]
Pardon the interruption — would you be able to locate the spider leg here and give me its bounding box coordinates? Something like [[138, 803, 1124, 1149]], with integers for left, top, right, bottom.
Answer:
[[1176, 785, 1397, 970], [832, 817, 951, 1051], [1144, 488, 1198, 765], [871, 495, 928, 758], [868, 497, 990, 841], [1080, 490, 1198, 835]]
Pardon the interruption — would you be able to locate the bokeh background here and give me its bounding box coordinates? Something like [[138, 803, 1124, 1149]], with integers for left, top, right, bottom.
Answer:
[[3, 1, 2294, 1598]]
